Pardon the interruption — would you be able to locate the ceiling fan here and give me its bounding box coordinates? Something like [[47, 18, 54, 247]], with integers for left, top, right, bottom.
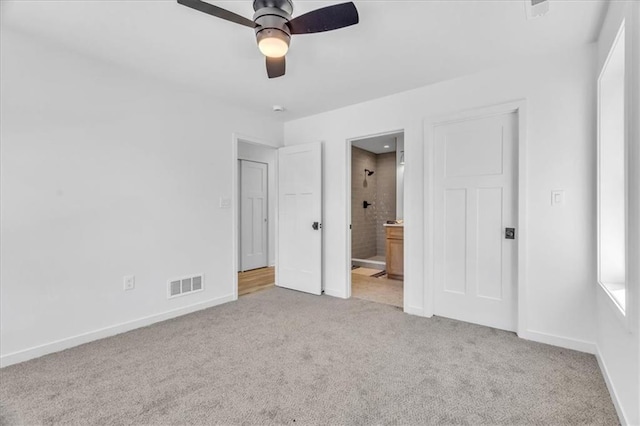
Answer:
[[177, 0, 359, 78]]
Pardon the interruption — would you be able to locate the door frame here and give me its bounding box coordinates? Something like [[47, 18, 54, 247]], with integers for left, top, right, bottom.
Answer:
[[423, 100, 528, 337], [232, 133, 279, 301], [345, 129, 405, 302]]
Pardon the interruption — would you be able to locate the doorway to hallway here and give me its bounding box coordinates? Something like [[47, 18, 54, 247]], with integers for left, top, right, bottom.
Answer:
[[238, 266, 275, 297]]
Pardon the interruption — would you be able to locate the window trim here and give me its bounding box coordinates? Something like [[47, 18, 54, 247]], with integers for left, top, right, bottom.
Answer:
[[597, 19, 628, 320]]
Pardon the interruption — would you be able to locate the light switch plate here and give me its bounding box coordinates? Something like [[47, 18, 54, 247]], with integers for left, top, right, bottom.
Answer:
[[219, 197, 231, 209], [551, 190, 565, 206]]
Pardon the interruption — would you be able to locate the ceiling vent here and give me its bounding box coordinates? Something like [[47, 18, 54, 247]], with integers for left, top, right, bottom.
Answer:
[[168, 274, 204, 298], [526, 0, 550, 19]]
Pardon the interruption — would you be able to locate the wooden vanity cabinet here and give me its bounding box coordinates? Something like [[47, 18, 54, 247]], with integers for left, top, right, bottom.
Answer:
[[385, 226, 404, 280]]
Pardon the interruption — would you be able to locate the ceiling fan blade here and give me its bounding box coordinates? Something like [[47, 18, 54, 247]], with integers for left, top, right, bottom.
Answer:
[[177, 0, 256, 28], [287, 2, 359, 35], [266, 56, 286, 79]]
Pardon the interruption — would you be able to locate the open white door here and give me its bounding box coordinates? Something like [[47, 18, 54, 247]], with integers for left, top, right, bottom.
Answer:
[[277, 143, 322, 295]]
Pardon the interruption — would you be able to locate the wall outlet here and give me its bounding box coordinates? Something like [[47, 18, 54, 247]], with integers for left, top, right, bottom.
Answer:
[[123, 275, 135, 291]]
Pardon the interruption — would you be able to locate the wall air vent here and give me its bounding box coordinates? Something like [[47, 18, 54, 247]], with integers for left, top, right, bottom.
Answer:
[[168, 274, 204, 299], [526, 0, 549, 19]]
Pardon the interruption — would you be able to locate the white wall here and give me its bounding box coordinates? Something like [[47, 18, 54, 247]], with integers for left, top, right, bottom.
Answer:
[[285, 45, 598, 352], [595, 2, 640, 424], [237, 141, 277, 268], [0, 29, 282, 366]]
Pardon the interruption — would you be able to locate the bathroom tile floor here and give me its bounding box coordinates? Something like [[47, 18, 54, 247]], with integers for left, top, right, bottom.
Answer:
[[351, 273, 403, 308]]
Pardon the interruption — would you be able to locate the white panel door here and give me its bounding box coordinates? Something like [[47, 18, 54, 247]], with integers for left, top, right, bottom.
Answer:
[[277, 143, 322, 295], [433, 112, 517, 331], [240, 160, 268, 271]]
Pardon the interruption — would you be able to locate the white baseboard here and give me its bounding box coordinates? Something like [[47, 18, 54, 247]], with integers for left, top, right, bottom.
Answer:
[[518, 329, 596, 354], [323, 288, 347, 299], [596, 348, 628, 425], [404, 305, 425, 316], [0, 294, 235, 368]]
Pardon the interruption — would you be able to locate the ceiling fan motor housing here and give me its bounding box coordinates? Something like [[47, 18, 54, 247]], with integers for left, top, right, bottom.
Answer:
[[253, 0, 293, 50], [253, 0, 293, 15]]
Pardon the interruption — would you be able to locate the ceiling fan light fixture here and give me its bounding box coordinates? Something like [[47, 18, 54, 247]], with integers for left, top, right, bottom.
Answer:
[[177, 0, 359, 78], [257, 29, 290, 58]]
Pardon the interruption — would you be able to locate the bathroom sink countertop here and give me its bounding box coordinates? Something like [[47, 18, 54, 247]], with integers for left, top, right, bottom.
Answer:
[[383, 223, 404, 227]]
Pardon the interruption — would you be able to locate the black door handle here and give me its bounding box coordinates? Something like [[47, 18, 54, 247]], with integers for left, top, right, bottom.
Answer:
[[505, 228, 515, 239], [312, 222, 321, 230]]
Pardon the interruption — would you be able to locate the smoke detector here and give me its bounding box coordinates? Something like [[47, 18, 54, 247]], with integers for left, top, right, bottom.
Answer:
[[273, 105, 285, 112]]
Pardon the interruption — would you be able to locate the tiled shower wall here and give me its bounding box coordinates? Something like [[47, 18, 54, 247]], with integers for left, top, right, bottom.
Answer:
[[352, 147, 377, 259], [375, 152, 397, 256], [351, 147, 397, 259]]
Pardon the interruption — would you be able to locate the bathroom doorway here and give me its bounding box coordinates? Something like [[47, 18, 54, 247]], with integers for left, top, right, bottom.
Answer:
[[348, 131, 404, 308]]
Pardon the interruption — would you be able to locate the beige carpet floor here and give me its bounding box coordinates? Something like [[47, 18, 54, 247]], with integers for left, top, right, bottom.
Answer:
[[0, 288, 618, 425]]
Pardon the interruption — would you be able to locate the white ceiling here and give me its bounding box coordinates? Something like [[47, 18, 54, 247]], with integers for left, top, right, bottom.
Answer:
[[1, 0, 607, 120], [352, 133, 401, 154]]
